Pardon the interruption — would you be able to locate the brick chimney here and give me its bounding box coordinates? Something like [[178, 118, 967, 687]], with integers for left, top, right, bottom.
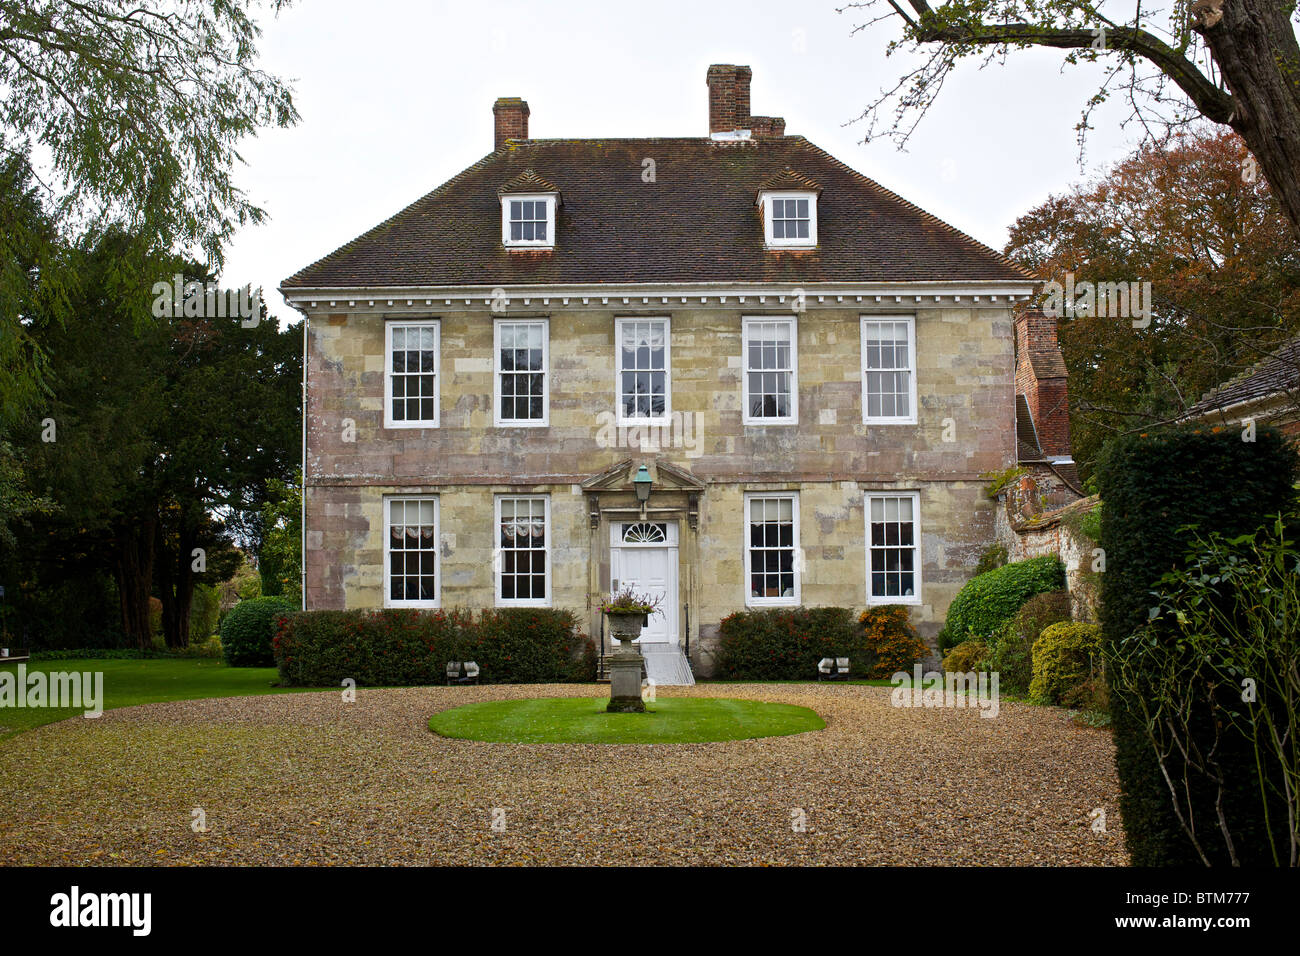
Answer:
[[1014, 309, 1072, 458], [706, 65, 785, 139], [493, 97, 529, 150], [706, 65, 751, 134]]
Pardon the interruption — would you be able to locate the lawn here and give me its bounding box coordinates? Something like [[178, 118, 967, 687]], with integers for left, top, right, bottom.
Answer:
[[0, 657, 318, 737], [428, 695, 825, 744]]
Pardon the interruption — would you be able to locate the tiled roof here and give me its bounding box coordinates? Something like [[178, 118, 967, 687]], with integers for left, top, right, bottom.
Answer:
[[1016, 394, 1043, 461], [759, 167, 822, 193], [497, 169, 559, 195], [282, 137, 1033, 289], [1029, 351, 1067, 379], [1183, 335, 1300, 419]]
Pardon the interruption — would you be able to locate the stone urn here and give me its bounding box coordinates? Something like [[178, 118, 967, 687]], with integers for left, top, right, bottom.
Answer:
[[605, 610, 647, 713]]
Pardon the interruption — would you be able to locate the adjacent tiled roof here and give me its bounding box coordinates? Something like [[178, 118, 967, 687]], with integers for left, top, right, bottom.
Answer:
[[497, 169, 558, 195], [1016, 395, 1043, 461], [759, 167, 822, 193], [282, 137, 1033, 289], [1183, 335, 1300, 419], [1028, 351, 1067, 379]]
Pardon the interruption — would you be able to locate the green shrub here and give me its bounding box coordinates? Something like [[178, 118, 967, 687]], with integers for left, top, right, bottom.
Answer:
[[189, 583, 221, 643], [942, 555, 1065, 646], [858, 605, 928, 678], [221, 596, 297, 667], [1098, 425, 1298, 865], [716, 607, 861, 680], [1029, 622, 1102, 704], [273, 607, 594, 686], [941, 639, 987, 674], [985, 590, 1072, 695]]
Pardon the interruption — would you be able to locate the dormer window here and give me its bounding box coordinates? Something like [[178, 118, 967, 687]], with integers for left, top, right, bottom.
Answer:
[[505, 196, 553, 245], [499, 171, 560, 249], [760, 191, 817, 248]]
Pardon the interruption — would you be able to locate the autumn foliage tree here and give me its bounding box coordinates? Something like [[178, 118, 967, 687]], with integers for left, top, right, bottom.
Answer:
[[1004, 127, 1300, 478]]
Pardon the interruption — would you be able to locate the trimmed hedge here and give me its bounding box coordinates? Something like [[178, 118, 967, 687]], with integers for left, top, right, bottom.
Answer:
[[940, 555, 1065, 649], [1097, 425, 1298, 866], [941, 639, 987, 675], [858, 605, 928, 678], [221, 596, 296, 667], [1029, 622, 1101, 704], [273, 607, 595, 686], [716, 607, 862, 680], [986, 590, 1072, 695]]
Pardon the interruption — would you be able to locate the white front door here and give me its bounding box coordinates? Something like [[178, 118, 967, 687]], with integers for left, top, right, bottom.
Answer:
[[610, 521, 679, 644]]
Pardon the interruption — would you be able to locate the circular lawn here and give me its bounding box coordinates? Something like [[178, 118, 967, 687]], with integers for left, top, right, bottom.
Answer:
[[427, 695, 825, 744]]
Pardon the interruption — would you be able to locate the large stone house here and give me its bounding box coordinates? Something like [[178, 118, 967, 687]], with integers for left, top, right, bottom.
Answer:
[[281, 64, 1059, 678]]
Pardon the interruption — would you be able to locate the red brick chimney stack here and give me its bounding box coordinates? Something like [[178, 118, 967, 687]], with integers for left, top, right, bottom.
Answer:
[[706, 64, 751, 135], [493, 97, 529, 150], [1014, 309, 1072, 458]]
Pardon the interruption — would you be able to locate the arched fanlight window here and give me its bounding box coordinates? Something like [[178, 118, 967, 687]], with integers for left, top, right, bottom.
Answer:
[[622, 522, 667, 544]]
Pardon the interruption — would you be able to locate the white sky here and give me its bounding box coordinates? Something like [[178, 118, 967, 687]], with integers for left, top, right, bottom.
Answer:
[[222, 0, 1146, 319]]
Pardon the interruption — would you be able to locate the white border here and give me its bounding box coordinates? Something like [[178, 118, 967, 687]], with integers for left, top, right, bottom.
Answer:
[[615, 316, 672, 426], [743, 491, 802, 607], [383, 495, 441, 608], [864, 490, 922, 606], [493, 318, 550, 427], [494, 494, 552, 607], [500, 193, 557, 249], [383, 318, 440, 429], [741, 316, 799, 425], [759, 191, 818, 248], [861, 314, 919, 425]]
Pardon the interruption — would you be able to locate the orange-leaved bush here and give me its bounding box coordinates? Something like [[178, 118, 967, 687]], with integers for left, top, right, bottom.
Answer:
[[858, 605, 928, 678]]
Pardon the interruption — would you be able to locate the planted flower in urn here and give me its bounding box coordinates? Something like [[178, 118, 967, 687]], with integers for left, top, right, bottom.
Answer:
[[601, 586, 662, 650], [602, 586, 662, 713]]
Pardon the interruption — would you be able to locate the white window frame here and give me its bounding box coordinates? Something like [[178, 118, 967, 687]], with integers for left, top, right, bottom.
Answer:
[[494, 495, 552, 607], [865, 491, 922, 606], [500, 193, 557, 248], [760, 191, 818, 248], [615, 316, 672, 425], [384, 319, 440, 429], [383, 495, 441, 608], [493, 319, 550, 427], [743, 492, 801, 607], [861, 315, 918, 425], [741, 316, 799, 425]]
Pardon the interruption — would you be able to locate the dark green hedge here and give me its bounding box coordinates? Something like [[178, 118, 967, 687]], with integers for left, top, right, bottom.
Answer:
[[273, 607, 595, 686], [939, 555, 1065, 650], [1098, 425, 1297, 866], [220, 596, 296, 667], [716, 607, 863, 680]]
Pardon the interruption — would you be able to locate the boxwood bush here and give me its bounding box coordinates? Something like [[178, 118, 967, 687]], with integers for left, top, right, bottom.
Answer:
[[221, 596, 297, 667], [1029, 621, 1102, 704], [716, 607, 862, 680], [1098, 425, 1297, 866], [273, 607, 595, 686], [939, 555, 1065, 650], [985, 590, 1072, 695], [941, 638, 987, 674]]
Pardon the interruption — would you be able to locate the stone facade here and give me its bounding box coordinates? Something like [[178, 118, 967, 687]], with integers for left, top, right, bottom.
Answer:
[[303, 300, 1019, 673]]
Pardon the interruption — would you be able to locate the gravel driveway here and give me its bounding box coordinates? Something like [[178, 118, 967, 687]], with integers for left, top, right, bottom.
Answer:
[[0, 683, 1127, 865]]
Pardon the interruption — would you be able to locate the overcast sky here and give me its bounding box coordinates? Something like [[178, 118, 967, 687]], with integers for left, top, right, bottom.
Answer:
[[224, 0, 1145, 318]]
